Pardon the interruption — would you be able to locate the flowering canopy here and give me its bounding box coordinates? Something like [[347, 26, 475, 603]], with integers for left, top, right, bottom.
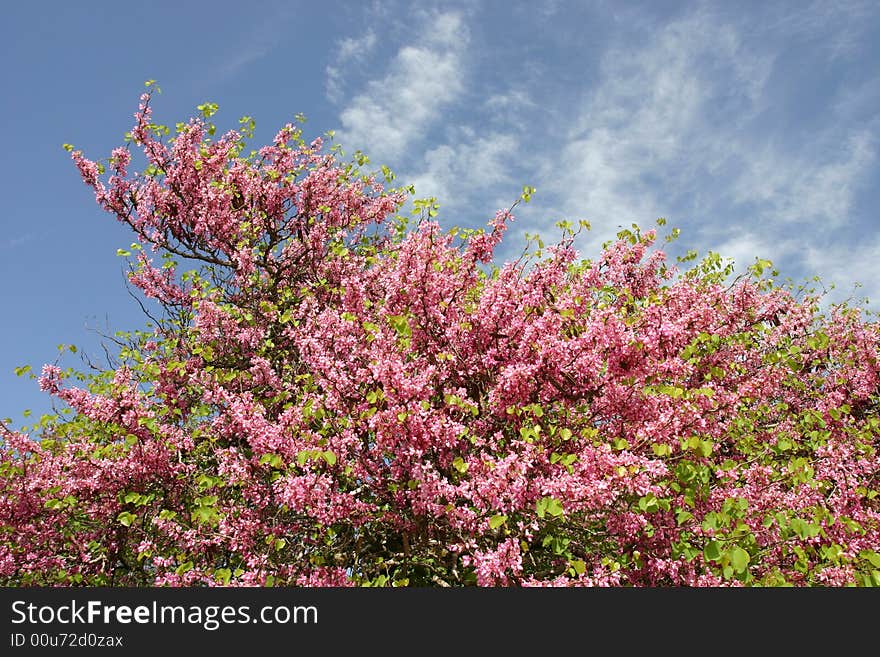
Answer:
[[1, 90, 878, 586]]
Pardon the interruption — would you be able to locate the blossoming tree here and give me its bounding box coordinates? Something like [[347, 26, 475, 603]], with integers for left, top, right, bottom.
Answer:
[[1, 87, 878, 586]]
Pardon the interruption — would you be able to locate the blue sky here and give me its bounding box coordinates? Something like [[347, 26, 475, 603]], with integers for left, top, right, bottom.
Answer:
[[2, 0, 879, 426]]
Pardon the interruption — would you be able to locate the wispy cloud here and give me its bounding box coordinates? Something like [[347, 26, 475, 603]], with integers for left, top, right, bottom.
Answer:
[[802, 236, 880, 305], [758, 0, 876, 62], [531, 5, 877, 301], [326, 3, 878, 303], [481, 90, 538, 133], [730, 130, 875, 227], [326, 29, 378, 104], [712, 231, 790, 272], [335, 11, 469, 165], [328, 8, 538, 221], [0, 233, 36, 250], [544, 10, 772, 233], [219, 45, 274, 82], [206, 3, 297, 87], [715, 230, 880, 308], [833, 76, 880, 123], [407, 130, 520, 210]]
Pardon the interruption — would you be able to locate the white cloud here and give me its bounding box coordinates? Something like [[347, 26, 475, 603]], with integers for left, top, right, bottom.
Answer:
[[731, 131, 875, 226], [340, 30, 377, 62], [706, 231, 880, 309], [335, 11, 468, 164], [802, 236, 880, 307], [544, 12, 766, 235], [550, 130, 660, 229], [759, 0, 876, 62], [326, 29, 378, 103], [407, 131, 520, 208], [535, 7, 875, 281], [833, 76, 880, 122], [321, 3, 877, 303], [482, 90, 537, 132], [712, 232, 785, 271]]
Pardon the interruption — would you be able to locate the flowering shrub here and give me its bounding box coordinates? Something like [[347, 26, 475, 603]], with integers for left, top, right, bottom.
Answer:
[[1, 88, 878, 586]]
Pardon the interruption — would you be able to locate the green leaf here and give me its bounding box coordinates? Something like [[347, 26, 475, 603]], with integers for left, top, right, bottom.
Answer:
[[657, 384, 684, 399], [215, 568, 232, 585], [730, 547, 750, 573], [117, 511, 136, 527], [489, 514, 508, 530], [322, 450, 337, 466], [676, 509, 693, 525], [749, 258, 774, 277], [790, 517, 821, 539], [538, 496, 564, 518], [386, 314, 411, 337], [452, 457, 468, 473], [652, 443, 672, 456], [860, 551, 880, 568], [704, 540, 722, 562], [259, 453, 284, 469], [196, 102, 219, 119], [638, 493, 660, 513], [191, 506, 220, 525]]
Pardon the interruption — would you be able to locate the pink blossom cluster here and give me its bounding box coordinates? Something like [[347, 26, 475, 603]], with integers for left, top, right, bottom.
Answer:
[[1, 92, 878, 587]]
